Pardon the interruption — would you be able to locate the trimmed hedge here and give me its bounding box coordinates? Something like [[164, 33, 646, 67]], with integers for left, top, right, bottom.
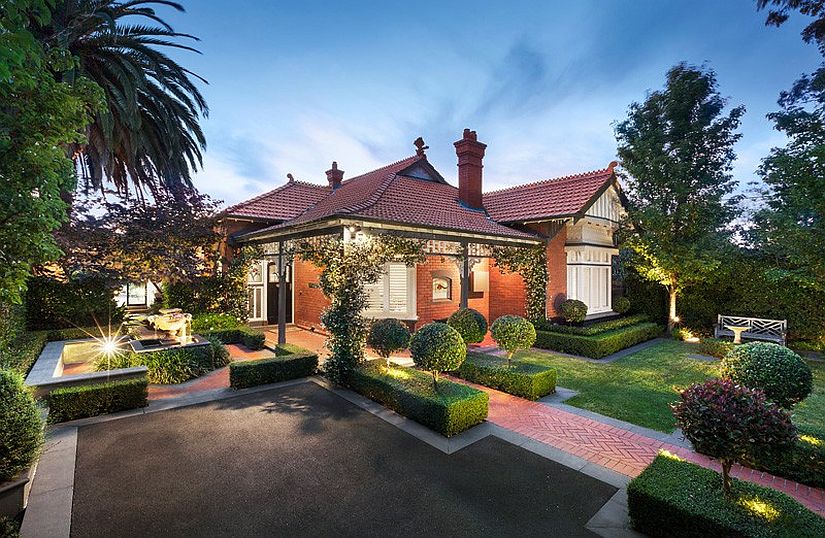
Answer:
[[0, 370, 43, 482], [0, 331, 47, 376], [348, 362, 488, 437], [744, 425, 825, 489], [41, 327, 102, 342], [454, 352, 556, 400], [628, 453, 825, 538], [535, 322, 662, 359], [535, 314, 649, 336], [200, 327, 266, 350], [721, 343, 812, 408], [229, 346, 318, 389], [696, 337, 736, 359], [47, 379, 148, 423]]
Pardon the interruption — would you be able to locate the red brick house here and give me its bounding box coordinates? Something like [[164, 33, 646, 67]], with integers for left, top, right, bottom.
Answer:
[[218, 129, 625, 332]]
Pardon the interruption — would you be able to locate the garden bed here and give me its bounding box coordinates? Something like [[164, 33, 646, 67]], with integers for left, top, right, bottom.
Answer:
[[628, 453, 825, 537], [348, 362, 488, 437], [453, 352, 556, 400], [229, 344, 318, 389], [535, 321, 662, 359]]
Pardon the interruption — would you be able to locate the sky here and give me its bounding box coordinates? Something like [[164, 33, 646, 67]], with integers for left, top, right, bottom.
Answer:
[[158, 0, 821, 208]]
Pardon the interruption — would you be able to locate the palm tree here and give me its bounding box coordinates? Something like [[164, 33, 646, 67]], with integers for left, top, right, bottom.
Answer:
[[35, 0, 208, 199]]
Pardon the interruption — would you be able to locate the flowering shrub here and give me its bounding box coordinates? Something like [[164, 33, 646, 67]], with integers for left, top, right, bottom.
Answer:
[[367, 319, 410, 366], [490, 315, 536, 365], [721, 342, 813, 408], [672, 379, 796, 495], [410, 322, 466, 385], [447, 308, 487, 344], [559, 299, 588, 324]]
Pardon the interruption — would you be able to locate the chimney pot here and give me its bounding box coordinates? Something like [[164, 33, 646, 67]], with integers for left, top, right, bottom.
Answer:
[[326, 161, 344, 189], [454, 128, 487, 209]]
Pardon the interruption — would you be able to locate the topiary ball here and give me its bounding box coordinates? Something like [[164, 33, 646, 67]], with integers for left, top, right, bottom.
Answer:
[[410, 322, 466, 379], [559, 299, 588, 324], [721, 342, 813, 408], [614, 296, 631, 314], [490, 315, 537, 361], [367, 318, 411, 359], [0, 370, 43, 482], [447, 308, 488, 344]]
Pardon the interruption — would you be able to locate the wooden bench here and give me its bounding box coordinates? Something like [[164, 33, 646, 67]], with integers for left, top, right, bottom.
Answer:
[[714, 315, 787, 345]]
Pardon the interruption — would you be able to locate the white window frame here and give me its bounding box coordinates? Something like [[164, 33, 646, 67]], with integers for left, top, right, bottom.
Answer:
[[364, 262, 417, 320], [565, 245, 616, 316]]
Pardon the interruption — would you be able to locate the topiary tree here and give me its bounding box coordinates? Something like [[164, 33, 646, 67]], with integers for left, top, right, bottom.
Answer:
[[0, 369, 43, 482], [447, 308, 488, 345], [559, 299, 588, 324], [614, 296, 631, 314], [367, 319, 411, 367], [490, 315, 537, 366], [672, 379, 796, 496], [410, 323, 466, 387], [721, 342, 813, 408]]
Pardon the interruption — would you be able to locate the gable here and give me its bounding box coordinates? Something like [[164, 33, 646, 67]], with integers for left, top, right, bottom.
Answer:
[[584, 184, 623, 223]]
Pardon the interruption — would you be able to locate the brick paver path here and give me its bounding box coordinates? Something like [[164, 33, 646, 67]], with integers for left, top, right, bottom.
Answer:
[[480, 383, 825, 516]]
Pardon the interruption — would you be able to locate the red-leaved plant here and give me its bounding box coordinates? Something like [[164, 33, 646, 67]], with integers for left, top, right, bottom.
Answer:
[[672, 379, 797, 496]]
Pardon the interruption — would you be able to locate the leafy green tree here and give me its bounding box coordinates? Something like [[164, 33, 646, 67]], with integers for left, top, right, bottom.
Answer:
[[0, 0, 101, 304], [615, 64, 744, 332], [33, 0, 208, 199]]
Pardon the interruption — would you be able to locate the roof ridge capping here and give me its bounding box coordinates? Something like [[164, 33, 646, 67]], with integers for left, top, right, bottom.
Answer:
[[485, 161, 618, 196]]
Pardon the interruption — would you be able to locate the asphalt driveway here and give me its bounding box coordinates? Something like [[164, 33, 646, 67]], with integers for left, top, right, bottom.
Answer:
[[71, 382, 617, 537]]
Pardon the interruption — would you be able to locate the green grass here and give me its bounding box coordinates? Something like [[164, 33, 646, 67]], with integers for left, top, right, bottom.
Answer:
[[516, 340, 719, 433], [792, 360, 825, 434]]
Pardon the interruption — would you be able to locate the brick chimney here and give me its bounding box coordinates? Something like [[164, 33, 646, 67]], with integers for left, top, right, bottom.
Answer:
[[454, 129, 486, 209], [326, 161, 344, 189]]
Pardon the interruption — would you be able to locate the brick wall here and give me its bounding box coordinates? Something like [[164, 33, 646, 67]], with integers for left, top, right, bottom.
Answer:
[[488, 260, 527, 322], [293, 257, 328, 330], [412, 256, 491, 330]]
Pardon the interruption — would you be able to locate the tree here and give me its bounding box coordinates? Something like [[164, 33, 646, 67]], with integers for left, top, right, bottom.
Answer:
[[367, 319, 410, 367], [615, 64, 744, 332], [0, 0, 101, 304], [33, 0, 208, 199], [490, 315, 536, 366], [410, 322, 466, 387]]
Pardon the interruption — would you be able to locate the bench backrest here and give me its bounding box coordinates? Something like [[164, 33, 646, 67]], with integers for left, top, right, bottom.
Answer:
[[717, 315, 787, 337]]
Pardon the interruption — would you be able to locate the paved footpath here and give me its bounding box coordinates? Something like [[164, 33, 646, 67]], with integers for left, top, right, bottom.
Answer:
[[478, 382, 825, 516]]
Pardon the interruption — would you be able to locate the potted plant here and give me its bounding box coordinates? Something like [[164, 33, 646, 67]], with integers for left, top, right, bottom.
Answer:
[[0, 370, 44, 518]]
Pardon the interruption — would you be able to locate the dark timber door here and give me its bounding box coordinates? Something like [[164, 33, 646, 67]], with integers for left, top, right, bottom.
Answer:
[[267, 262, 292, 325]]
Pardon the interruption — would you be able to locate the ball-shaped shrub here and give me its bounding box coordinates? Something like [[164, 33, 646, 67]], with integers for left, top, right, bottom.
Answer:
[[490, 315, 537, 365], [0, 370, 43, 482], [447, 308, 488, 344], [613, 297, 631, 314], [367, 318, 411, 365], [673, 379, 796, 495], [410, 322, 466, 384], [721, 342, 813, 408], [559, 299, 588, 324]]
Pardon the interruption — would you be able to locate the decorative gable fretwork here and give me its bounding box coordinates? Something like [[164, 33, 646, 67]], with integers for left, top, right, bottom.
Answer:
[[424, 240, 492, 258]]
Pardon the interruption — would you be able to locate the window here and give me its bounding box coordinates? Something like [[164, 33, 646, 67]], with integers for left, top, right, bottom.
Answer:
[[126, 282, 147, 306], [432, 276, 451, 301], [246, 260, 265, 320], [365, 262, 417, 319]]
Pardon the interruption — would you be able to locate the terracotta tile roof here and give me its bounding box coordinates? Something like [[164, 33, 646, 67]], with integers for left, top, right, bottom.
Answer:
[[222, 180, 330, 221], [483, 167, 616, 223]]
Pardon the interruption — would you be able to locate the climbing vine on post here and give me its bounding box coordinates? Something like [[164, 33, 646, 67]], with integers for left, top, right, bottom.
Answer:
[[491, 244, 547, 323], [299, 233, 426, 384]]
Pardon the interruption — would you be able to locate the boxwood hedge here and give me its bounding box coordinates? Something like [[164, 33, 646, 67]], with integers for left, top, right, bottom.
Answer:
[[200, 327, 266, 350], [454, 352, 556, 400], [348, 361, 488, 437], [47, 379, 148, 423], [744, 425, 825, 489], [535, 322, 661, 359], [229, 345, 318, 389], [535, 314, 649, 336], [628, 453, 825, 538]]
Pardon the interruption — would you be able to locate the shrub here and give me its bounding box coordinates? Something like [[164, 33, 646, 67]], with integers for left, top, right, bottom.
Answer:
[[535, 314, 649, 336], [672, 379, 796, 495], [47, 379, 148, 423], [207, 337, 231, 368], [0, 332, 47, 376], [41, 327, 102, 341], [721, 343, 813, 408], [94, 343, 222, 384], [490, 315, 536, 365], [559, 299, 588, 324], [613, 296, 631, 314], [199, 326, 266, 350], [446, 308, 487, 344], [367, 319, 410, 366], [742, 425, 825, 489], [0, 517, 19, 537], [410, 323, 466, 384], [628, 453, 825, 538], [229, 347, 318, 389], [454, 352, 556, 400], [191, 313, 243, 332], [24, 275, 123, 330], [697, 337, 736, 359], [534, 322, 661, 359], [348, 362, 488, 437], [0, 370, 43, 482]]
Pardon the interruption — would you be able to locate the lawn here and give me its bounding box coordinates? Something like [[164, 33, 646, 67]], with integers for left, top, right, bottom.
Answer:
[[516, 340, 825, 434]]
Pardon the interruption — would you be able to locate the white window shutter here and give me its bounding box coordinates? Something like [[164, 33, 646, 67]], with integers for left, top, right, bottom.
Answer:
[[387, 263, 408, 313], [365, 279, 385, 311]]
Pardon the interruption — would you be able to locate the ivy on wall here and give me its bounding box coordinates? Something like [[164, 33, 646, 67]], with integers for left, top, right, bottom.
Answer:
[[491, 244, 548, 322], [299, 234, 426, 384]]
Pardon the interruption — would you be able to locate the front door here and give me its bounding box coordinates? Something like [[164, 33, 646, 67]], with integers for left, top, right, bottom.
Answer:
[[267, 262, 293, 325]]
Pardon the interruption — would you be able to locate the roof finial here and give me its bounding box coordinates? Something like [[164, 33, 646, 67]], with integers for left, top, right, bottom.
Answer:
[[414, 136, 429, 158], [287, 173, 295, 183]]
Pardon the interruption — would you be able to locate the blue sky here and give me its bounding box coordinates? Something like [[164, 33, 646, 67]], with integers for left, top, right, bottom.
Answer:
[[161, 1, 820, 207]]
